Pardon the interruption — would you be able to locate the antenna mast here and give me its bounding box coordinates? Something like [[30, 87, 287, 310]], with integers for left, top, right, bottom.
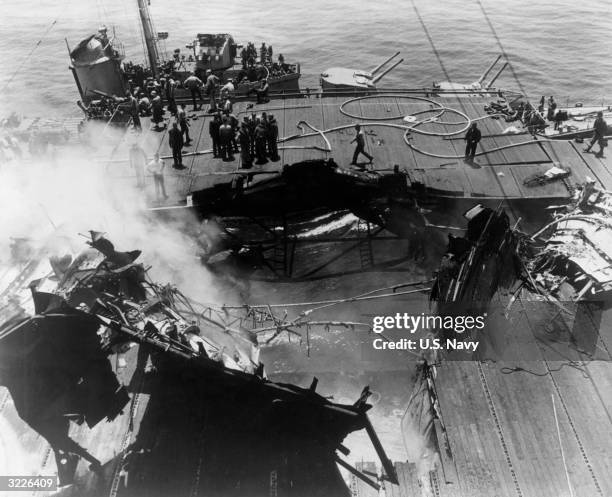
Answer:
[[137, 0, 159, 77]]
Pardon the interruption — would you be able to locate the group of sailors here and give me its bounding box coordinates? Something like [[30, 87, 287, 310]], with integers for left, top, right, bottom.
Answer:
[[239, 42, 293, 82], [209, 110, 279, 166], [519, 95, 566, 134], [240, 42, 273, 68], [126, 75, 280, 201]]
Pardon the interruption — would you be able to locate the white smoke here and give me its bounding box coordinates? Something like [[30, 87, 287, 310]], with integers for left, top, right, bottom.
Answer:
[[0, 121, 223, 307]]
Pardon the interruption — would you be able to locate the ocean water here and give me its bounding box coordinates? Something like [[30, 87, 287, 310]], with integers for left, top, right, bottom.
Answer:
[[1, 0, 611, 116]]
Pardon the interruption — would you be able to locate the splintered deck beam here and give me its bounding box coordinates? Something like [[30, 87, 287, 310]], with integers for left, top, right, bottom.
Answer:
[[363, 414, 399, 485], [334, 456, 380, 490]]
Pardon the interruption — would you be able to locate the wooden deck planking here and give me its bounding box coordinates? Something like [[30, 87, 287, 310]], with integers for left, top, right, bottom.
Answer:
[[461, 163, 508, 198], [538, 141, 598, 187], [358, 97, 412, 171], [457, 98, 549, 165], [110, 94, 612, 211], [279, 99, 327, 165], [552, 365, 612, 497], [434, 362, 517, 497], [453, 98, 510, 166], [483, 365, 563, 497], [568, 141, 612, 187], [320, 96, 358, 166]]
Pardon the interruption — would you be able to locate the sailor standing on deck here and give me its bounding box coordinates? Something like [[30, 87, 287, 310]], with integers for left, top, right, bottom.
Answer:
[[350, 124, 373, 167], [266, 115, 279, 161], [547, 96, 557, 121], [254, 120, 268, 165], [219, 117, 234, 161], [177, 104, 191, 144], [205, 70, 220, 113], [165, 77, 177, 115], [128, 142, 147, 189], [184, 72, 204, 111], [239, 120, 252, 169], [147, 152, 168, 201], [125, 90, 141, 132], [464, 122, 481, 162], [151, 91, 164, 130], [169, 122, 185, 169], [209, 113, 222, 158], [584, 111, 608, 157], [226, 111, 239, 153]]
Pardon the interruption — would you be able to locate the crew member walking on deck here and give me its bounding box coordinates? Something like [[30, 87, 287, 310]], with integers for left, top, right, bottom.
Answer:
[[584, 111, 608, 157], [350, 124, 373, 166], [128, 142, 147, 189], [184, 73, 203, 111], [177, 104, 191, 144], [169, 122, 185, 169], [147, 152, 168, 201], [464, 122, 481, 162], [209, 113, 221, 158]]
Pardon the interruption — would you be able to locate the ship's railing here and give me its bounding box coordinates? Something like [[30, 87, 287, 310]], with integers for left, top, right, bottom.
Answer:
[[175, 85, 608, 110], [528, 95, 612, 109], [174, 85, 523, 107]]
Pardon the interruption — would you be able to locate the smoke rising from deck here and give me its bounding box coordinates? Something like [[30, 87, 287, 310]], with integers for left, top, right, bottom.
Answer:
[[0, 122, 221, 305]]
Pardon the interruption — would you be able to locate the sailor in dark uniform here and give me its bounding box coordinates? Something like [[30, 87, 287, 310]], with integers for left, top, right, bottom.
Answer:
[[150, 91, 164, 130], [239, 121, 252, 169], [266, 115, 279, 161], [350, 124, 373, 166], [585, 111, 608, 157], [168, 122, 184, 169], [547, 96, 557, 121], [254, 121, 268, 164], [464, 122, 481, 162], [209, 113, 221, 158]]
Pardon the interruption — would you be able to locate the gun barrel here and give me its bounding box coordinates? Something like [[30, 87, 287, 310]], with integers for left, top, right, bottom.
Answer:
[[486, 61, 509, 88], [371, 51, 400, 75], [477, 54, 502, 85], [372, 58, 404, 84]]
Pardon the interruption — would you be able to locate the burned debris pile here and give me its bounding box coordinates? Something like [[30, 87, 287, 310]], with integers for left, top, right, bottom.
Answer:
[[524, 181, 612, 303]]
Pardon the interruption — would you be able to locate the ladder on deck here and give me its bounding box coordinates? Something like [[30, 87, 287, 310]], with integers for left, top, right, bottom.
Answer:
[[269, 217, 296, 278], [357, 220, 374, 270]]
